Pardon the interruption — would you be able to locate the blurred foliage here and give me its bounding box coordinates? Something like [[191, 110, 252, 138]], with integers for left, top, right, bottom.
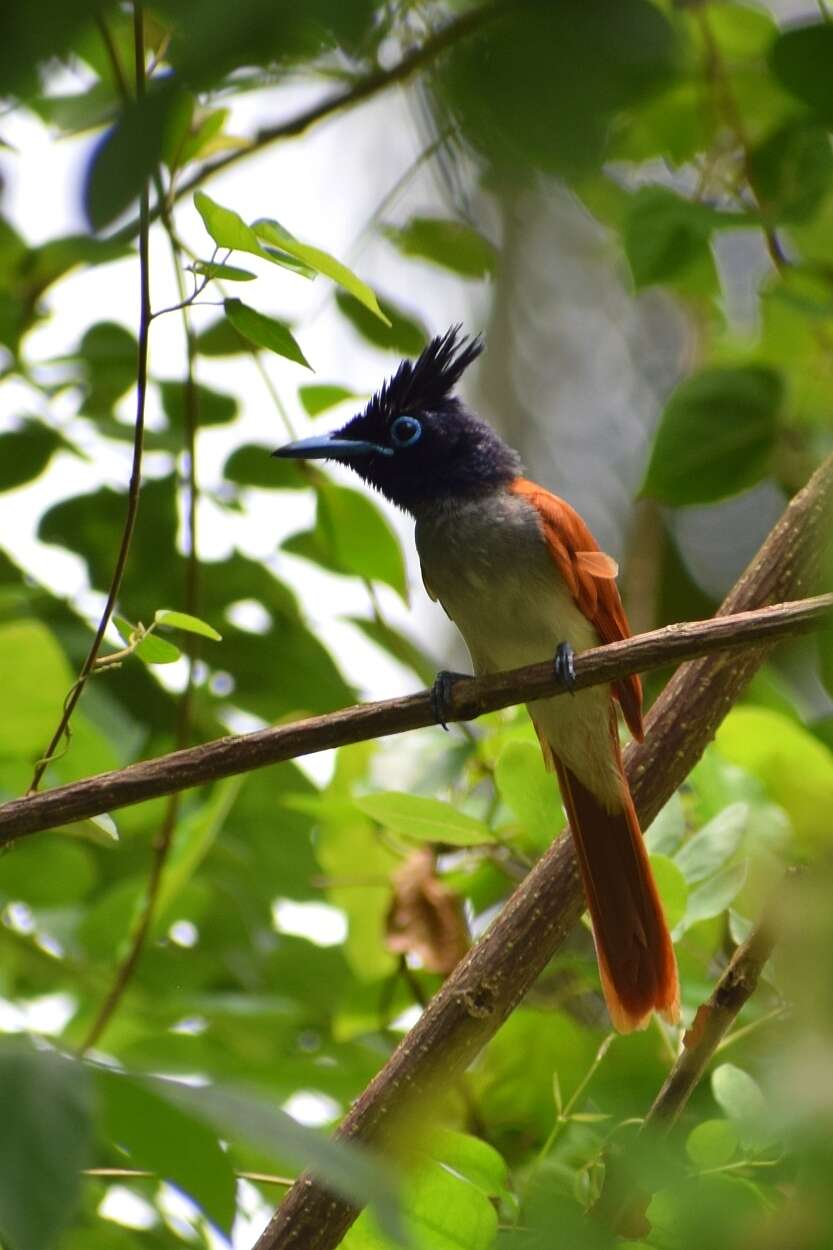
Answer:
[[1, 2, 833, 1249]]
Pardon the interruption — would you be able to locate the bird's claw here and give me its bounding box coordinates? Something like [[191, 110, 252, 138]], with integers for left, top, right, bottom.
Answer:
[[554, 641, 577, 693], [430, 670, 465, 731]]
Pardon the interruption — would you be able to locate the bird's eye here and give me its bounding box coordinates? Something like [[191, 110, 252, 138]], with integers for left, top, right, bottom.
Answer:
[[389, 415, 422, 448]]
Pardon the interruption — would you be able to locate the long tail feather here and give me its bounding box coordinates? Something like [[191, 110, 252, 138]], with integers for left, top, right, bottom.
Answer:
[[553, 754, 679, 1033]]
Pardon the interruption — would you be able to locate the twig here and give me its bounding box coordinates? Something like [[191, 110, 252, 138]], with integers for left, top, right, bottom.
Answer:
[[79, 793, 181, 1053], [646, 899, 782, 1132], [27, 2, 152, 793], [2, 593, 831, 846], [84, 1167, 294, 1186], [592, 886, 785, 1234], [697, 9, 789, 273], [249, 448, 833, 1250], [80, 120, 205, 1055], [111, 2, 502, 244]]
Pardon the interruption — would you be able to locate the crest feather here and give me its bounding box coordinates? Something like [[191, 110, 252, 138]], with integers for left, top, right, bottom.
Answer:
[[366, 325, 483, 422]]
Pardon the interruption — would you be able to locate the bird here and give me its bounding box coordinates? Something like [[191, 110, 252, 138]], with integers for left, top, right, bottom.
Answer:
[[273, 326, 679, 1033]]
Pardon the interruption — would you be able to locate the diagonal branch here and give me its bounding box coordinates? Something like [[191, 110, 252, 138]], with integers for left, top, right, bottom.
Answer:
[[647, 897, 781, 1132], [592, 882, 786, 1235], [0, 593, 830, 846], [252, 452, 833, 1250]]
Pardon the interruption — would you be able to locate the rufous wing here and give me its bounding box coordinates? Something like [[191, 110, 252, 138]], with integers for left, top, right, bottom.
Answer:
[[509, 477, 643, 741]]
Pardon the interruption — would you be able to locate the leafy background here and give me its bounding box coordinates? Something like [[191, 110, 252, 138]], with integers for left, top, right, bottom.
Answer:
[[1, 1, 833, 1248]]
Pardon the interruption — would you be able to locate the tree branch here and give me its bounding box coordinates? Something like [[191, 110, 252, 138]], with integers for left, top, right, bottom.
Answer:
[[113, 2, 500, 243], [0, 593, 830, 846], [647, 899, 781, 1132], [592, 884, 785, 1236], [252, 451, 833, 1250]]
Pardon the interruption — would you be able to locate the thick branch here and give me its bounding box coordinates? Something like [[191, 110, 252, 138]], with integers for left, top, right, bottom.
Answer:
[[254, 452, 833, 1250], [0, 594, 830, 845]]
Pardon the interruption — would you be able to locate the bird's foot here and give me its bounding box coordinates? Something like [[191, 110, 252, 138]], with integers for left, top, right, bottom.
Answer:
[[554, 641, 577, 693], [430, 670, 466, 731]]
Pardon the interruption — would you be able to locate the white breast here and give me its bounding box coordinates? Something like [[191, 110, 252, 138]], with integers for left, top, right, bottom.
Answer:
[[415, 491, 623, 808]]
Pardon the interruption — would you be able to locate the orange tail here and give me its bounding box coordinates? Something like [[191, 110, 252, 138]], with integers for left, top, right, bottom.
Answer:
[[553, 756, 679, 1033]]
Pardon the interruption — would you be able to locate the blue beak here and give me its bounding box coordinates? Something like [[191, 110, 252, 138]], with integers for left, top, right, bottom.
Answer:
[[272, 434, 393, 461]]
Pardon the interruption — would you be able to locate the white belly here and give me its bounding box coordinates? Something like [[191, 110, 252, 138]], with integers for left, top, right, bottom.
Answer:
[[416, 492, 623, 807]]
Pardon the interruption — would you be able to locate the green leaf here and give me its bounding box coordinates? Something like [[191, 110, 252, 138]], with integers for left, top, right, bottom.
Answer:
[[316, 788, 399, 982], [224, 443, 308, 489], [253, 218, 389, 323], [159, 379, 238, 428], [336, 291, 428, 355], [648, 853, 688, 932], [716, 706, 833, 848], [345, 1157, 496, 1250], [193, 189, 265, 256], [383, 218, 497, 279], [190, 259, 256, 281], [611, 81, 715, 165], [495, 740, 562, 849], [680, 859, 747, 932], [0, 620, 118, 773], [223, 298, 311, 367], [192, 192, 317, 278], [155, 777, 242, 920], [623, 186, 746, 289], [177, 106, 229, 167], [430, 1129, 509, 1197], [154, 608, 222, 641], [674, 802, 748, 884], [0, 836, 97, 906], [640, 366, 783, 506], [58, 812, 119, 846], [72, 320, 137, 416], [819, 616, 833, 698], [135, 632, 181, 665], [284, 480, 407, 598], [645, 791, 685, 856], [160, 1078, 403, 1242], [441, 0, 676, 177], [299, 383, 357, 417], [712, 1064, 772, 1150], [708, 1, 778, 58], [195, 316, 249, 356], [355, 792, 493, 847], [686, 1119, 739, 1169], [97, 1070, 236, 1235], [84, 84, 184, 229], [747, 121, 833, 224], [0, 422, 65, 491], [0, 1049, 91, 1250], [32, 80, 117, 134], [770, 22, 833, 126]]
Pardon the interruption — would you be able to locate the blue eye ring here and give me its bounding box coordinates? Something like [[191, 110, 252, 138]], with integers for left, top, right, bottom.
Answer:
[[390, 415, 422, 448]]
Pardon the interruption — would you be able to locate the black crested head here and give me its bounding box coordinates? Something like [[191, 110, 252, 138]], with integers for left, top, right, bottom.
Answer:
[[363, 324, 485, 429], [274, 326, 521, 514]]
